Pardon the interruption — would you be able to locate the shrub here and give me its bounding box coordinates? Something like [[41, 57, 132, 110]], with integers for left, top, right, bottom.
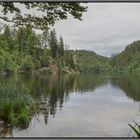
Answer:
[[4, 55, 17, 72], [17, 110, 30, 129], [0, 55, 5, 71], [40, 49, 51, 67], [0, 83, 38, 128], [33, 59, 41, 70], [21, 56, 34, 73], [0, 49, 17, 73]]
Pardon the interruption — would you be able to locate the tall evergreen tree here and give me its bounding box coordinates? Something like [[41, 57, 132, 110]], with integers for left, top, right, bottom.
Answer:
[[40, 30, 49, 49], [49, 29, 58, 59], [16, 27, 26, 55], [59, 35, 64, 57], [3, 25, 13, 51], [25, 26, 38, 56]]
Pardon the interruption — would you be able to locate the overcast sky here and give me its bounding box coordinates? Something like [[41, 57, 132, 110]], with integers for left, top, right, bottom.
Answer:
[[53, 3, 140, 57]]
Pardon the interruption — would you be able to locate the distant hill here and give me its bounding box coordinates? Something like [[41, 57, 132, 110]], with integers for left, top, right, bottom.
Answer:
[[111, 40, 140, 73], [66, 40, 140, 74], [68, 50, 111, 73]]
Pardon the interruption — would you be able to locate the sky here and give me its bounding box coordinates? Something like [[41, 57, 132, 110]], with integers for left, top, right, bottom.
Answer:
[[53, 3, 140, 57], [1, 3, 140, 57]]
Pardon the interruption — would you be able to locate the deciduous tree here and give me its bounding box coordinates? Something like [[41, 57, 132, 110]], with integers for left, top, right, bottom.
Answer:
[[0, 2, 87, 30]]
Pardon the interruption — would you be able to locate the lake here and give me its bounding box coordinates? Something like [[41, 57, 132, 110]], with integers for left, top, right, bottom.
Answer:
[[1, 73, 140, 137]]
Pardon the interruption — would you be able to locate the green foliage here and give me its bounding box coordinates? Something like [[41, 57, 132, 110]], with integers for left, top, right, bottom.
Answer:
[[15, 26, 41, 56], [129, 121, 140, 137], [0, 49, 17, 72], [0, 2, 87, 30], [5, 55, 17, 72], [49, 29, 58, 59], [0, 25, 76, 74], [15, 27, 27, 54], [21, 56, 34, 73], [4, 101, 14, 124], [65, 51, 75, 69], [112, 40, 140, 73], [0, 82, 37, 128], [0, 100, 31, 128], [0, 55, 5, 71], [17, 110, 30, 129], [58, 36, 64, 58], [33, 59, 41, 70], [72, 50, 111, 73], [40, 49, 51, 67], [0, 25, 113, 75]]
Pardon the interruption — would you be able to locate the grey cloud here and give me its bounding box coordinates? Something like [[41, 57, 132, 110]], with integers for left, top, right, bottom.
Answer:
[[54, 3, 140, 57], [1, 3, 140, 57]]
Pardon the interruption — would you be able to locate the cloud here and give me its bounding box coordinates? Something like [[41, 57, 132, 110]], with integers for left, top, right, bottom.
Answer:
[[54, 3, 140, 57]]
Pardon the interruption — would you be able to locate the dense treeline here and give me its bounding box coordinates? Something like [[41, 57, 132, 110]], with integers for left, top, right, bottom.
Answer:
[[111, 40, 140, 73], [0, 25, 112, 75], [72, 50, 111, 73], [73, 40, 140, 74], [0, 25, 77, 74], [1, 25, 140, 75]]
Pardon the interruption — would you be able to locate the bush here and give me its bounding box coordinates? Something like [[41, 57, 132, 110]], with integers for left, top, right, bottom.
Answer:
[[40, 49, 51, 67], [4, 55, 17, 72], [33, 59, 41, 70], [17, 110, 30, 129], [21, 56, 34, 73], [0, 83, 37, 128], [0, 49, 17, 73], [40, 55, 50, 67], [0, 55, 5, 71]]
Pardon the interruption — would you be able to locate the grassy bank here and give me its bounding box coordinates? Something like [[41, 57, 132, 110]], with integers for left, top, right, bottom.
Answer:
[[0, 83, 40, 129]]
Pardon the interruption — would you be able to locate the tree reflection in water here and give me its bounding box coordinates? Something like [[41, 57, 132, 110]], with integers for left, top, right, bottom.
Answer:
[[1, 73, 140, 137]]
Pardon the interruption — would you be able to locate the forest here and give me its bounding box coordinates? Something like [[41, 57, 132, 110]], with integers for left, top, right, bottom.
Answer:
[[0, 24, 110, 75], [0, 25, 75, 75], [0, 3, 139, 75], [111, 41, 140, 73], [0, 25, 140, 75]]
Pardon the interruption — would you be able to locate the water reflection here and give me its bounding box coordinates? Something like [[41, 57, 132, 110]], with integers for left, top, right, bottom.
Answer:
[[110, 75, 140, 101], [1, 74, 140, 137]]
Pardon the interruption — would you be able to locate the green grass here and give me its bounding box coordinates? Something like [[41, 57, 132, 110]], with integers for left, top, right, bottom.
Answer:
[[129, 121, 140, 137], [0, 83, 39, 129]]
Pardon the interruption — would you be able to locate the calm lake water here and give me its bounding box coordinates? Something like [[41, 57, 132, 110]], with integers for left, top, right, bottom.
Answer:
[[1, 73, 140, 137]]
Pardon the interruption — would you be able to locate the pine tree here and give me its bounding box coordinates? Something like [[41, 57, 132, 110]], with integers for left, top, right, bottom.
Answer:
[[3, 25, 13, 52], [16, 27, 26, 55], [59, 35, 64, 57], [40, 30, 49, 49], [58, 35, 65, 68], [49, 29, 58, 59]]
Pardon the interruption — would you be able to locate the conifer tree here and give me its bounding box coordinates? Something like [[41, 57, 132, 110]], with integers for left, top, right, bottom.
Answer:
[[3, 25, 13, 52], [49, 29, 58, 59], [59, 35, 64, 57]]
